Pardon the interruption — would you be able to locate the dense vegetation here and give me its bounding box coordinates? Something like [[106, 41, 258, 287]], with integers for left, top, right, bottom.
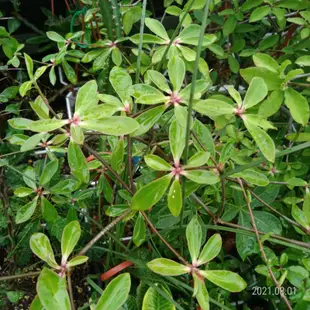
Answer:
[[1, 0, 310, 309]]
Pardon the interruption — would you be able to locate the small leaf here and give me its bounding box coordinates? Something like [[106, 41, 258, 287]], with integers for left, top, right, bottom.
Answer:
[[184, 170, 219, 184], [144, 155, 172, 171], [61, 220, 81, 263], [193, 99, 234, 117], [80, 117, 139, 136], [147, 258, 189, 276], [67, 256, 88, 267], [284, 88, 309, 126], [223, 15, 237, 37], [21, 133, 45, 152], [39, 159, 58, 186], [253, 53, 279, 73], [70, 125, 84, 145], [8, 118, 33, 130], [243, 77, 268, 109], [30, 96, 49, 119], [62, 60, 77, 85], [200, 270, 247, 292], [142, 286, 176, 310], [24, 53, 34, 79], [37, 268, 71, 310], [23, 166, 37, 190], [296, 56, 310, 67], [231, 170, 269, 186], [194, 276, 209, 310], [133, 213, 146, 247], [68, 141, 89, 184], [227, 86, 242, 106], [168, 179, 182, 217], [109, 66, 132, 103], [197, 234, 222, 266], [259, 90, 284, 118], [16, 197, 38, 224], [186, 216, 202, 264], [243, 118, 275, 162], [131, 174, 173, 211], [46, 31, 65, 42], [29, 119, 67, 132], [168, 56, 185, 92], [14, 187, 34, 197], [41, 196, 58, 223], [96, 273, 131, 310], [193, 120, 215, 156], [49, 66, 56, 85], [249, 5, 270, 23], [186, 151, 210, 168], [169, 119, 186, 162], [130, 84, 167, 104], [19, 81, 33, 97], [292, 204, 309, 229], [145, 18, 169, 40], [75, 80, 98, 116], [147, 70, 171, 93], [30, 233, 59, 268], [111, 138, 124, 172]]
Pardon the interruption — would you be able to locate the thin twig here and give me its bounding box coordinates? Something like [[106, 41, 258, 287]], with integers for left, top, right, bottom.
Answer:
[[34, 82, 58, 118], [238, 179, 292, 310], [67, 271, 75, 310], [0, 271, 40, 282], [191, 194, 217, 223]]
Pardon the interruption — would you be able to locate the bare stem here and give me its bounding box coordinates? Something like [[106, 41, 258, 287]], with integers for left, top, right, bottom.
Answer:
[[0, 271, 40, 282], [67, 271, 76, 310]]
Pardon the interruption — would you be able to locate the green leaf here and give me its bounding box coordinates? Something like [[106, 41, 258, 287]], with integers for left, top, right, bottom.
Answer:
[[223, 16, 237, 37], [16, 197, 38, 224], [296, 56, 310, 67], [110, 66, 132, 103], [169, 119, 186, 162], [30, 96, 49, 119], [37, 268, 71, 310], [253, 53, 279, 73], [8, 118, 33, 130], [231, 170, 269, 186], [62, 60, 77, 85], [133, 213, 146, 247], [131, 106, 166, 137], [194, 276, 209, 310], [61, 220, 81, 263], [41, 196, 58, 223], [81, 117, 139, 135], [227, 86, 242, 106], [24, 53, 34, 79], [147, 70, 171, 93], [130, 84, 167, 104], [200, 270, 247, 292], [249, 5, 270, 23], [144, 155, 172, 171], [46, 31, 65, 42], [30, 295, 43, 310], [284, 88, 309, 126], [131, 174, 173, 211], [303, 194, 310, 224], [197, 234, 222, 266], [259, 90, 284, 118], [240, 67, 283, 91], [145, 18, 169, 40], [19, 81, 33, 97], [68, 141, 89, 184], [21, 133, 45, 152], [243, 77, 268, 109], [29, 119, 67, 132], [193, 120, 215, 156], [67, 255, 89, 268], [130, 34, 166, 45], [147, 258, 189, 276], [49, 66, 56, 85], [112, 48, 122, 66], [82, 104, 120, 120], [168, 179, 182, 217], [23, 166, 37, 190], [253, 211, 282, 234], [70, 125, 84, 145], [96, 273, 131, 310], [39, 159, 58, 186], [243, 118, 275, 162], [14, 187, 34, 197], [142, 286, 176, 310], [93, 49, 113, 71], [75, 80, 98, 116], [228, 55, 240, 74], [193, 99, 234, 117], [186, 216, 202, 264], [30, 232, 59, 268], [168, 56, 185, 92], [178, 45, 196, 61], [183, 170, 219, 184], [186, 152, 210, 168], [111, 138, 124, 172], [292, 204, 309, 229]]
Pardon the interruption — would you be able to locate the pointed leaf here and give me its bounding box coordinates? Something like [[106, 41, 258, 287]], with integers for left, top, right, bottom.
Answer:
[[46, 31, 65, 42], [68, 141, 89, 184], [201, 270, 247, 292], [186, 151, 210, 168], [147, 70, 171, 93], [249, 5, 270, 23], [16, 197, 38, 224], [243, 118, 275, 162], [29, 119, 67, 132], [227, 86, 242, 106], [37, 268, 71, 310], [61, 220, 81, 263], [147, 258, 189, 276], [133, 213, 146, 247], [169, 119, 186, 162], [110, 66, 132, 103], [292, 204, 309, 229], [168, 179, 182, 217], [30, 233, 59, 269], [41, 196, 58, 223], [184, 170, 219, 184], [39, 159, 58, 186], [67, 256, 89, 268], [145, 18, 169, 40], [131, 174, 173, 211], [30, 96, 49, 119], [111, 138, 124, 172], [14, 187, 34, 197], [23, 166, 37, 190], [145, 155, 172, 171], [96, 273, 131, 310], [193, 120, 215, 156], [253, 53, 279, 73], [186, 216, 202, 264], [193, 99, 234, 117], [8, 118, 33, 130], [197, 234, 222, 266], [231, 170, 269, 186], [243, 77, 268, 109], [21, 133, 45, 152], [130, 84, 167, 104], [81, 117, 139, 135], [24, 53, 34, 79]]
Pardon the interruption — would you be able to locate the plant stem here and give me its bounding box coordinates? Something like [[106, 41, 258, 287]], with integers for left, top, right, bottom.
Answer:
[[218, 178, 226, 217], [237, 179, 292, 310], [67, 271, 76, 310], [0, 271, 40, 282], [191, 193, 217, 222], [142, 212, 189, 266], [84, 143, 134, 195], [78, 209, 131, 255], [127, 136, 136, 192]]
